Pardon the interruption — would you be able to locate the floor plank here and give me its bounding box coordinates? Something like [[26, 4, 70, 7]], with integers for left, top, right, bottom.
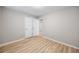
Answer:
[[0, 36, 79, 53]]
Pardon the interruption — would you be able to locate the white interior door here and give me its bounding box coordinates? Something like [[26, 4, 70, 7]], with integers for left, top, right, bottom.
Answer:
[[25, 16, 39, 38], [33, 18, 39, 36], [25, 17, 33, 37]]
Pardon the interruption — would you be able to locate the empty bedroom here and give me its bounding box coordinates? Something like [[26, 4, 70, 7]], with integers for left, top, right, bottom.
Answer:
[[0, 6, 79, 53]]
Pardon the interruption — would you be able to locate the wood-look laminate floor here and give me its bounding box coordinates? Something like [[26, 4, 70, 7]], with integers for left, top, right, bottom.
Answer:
[[0, 36, 79, 53]]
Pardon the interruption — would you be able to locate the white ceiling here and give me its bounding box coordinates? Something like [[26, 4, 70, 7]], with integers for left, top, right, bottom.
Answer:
[[5, 6, 70, 18]]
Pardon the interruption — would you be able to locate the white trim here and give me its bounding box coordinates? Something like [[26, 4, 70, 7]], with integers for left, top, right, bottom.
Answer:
[[0, 37, 30, 47], [42, 35, 79, 49]]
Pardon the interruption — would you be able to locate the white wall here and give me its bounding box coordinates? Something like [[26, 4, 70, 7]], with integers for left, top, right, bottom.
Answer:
[[40, 7, 79, 47], [0, 7, 25, 44], [0, 7, 39, 44], [0, 7, 3, 43]]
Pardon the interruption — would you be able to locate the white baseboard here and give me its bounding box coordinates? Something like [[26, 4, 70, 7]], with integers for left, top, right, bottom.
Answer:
[[0, 35, 79, 49], [0, 37, 28, 47], [42, 35, 79, 49], [0, 35, 39, 47]]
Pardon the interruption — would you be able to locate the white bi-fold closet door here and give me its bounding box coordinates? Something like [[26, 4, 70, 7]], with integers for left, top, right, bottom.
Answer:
[[25, 16, 39, 38]]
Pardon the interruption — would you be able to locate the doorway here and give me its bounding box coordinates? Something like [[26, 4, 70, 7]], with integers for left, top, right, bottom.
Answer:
[[25, 16, 39, 38]]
